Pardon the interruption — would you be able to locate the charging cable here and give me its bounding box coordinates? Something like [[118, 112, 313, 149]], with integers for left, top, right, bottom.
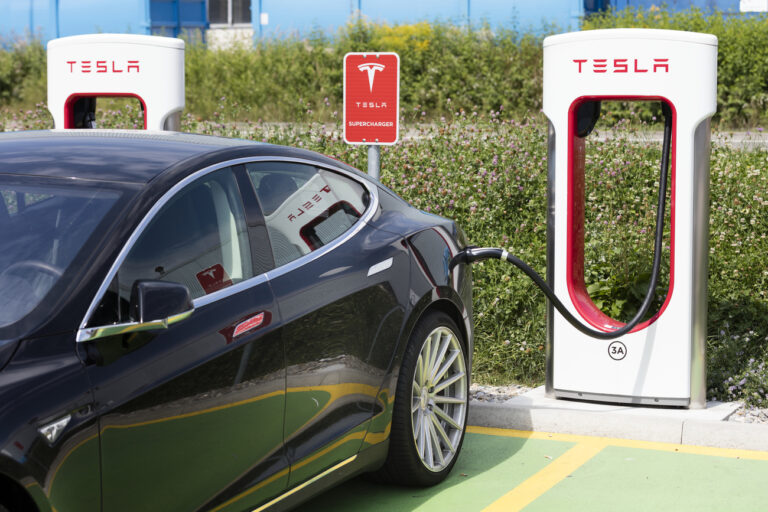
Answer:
[[450, 103, 673, 340]]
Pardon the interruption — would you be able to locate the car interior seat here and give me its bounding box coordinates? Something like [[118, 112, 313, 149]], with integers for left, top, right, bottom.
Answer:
[[257, 173, 305, 266], [257, 173, 298, 216]]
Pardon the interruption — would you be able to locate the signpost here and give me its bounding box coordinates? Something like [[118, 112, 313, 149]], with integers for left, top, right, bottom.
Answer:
[[343, 52, 400, 179]]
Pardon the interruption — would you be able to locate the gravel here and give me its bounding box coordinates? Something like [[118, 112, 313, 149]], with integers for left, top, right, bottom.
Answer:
[[470, 383, 533, 403], [728, 405, 768, 424], [470, 383, 768, 425]]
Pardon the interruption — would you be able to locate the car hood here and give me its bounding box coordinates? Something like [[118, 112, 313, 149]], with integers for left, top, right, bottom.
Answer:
[[0, 338, 19, 372]]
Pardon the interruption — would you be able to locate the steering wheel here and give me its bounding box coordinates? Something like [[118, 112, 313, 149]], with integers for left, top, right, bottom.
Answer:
[[1, 260, 64, 280]]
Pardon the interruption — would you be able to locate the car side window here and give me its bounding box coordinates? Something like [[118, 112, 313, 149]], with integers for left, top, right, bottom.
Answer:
[[245, 162, 370, 267], [88, 167, 253, 326]]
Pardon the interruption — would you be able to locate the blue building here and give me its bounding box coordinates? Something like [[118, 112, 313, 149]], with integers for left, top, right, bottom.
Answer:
[[0, 0, 755, 45], [0, 0, 207, 42]]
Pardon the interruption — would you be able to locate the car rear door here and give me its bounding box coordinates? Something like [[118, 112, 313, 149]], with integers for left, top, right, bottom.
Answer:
[[244, 160, 410, 486], [79, 164, 288, 512]]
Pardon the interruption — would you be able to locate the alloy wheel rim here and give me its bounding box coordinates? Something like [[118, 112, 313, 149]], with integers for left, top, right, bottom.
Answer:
[[411, 326, 467, 472]]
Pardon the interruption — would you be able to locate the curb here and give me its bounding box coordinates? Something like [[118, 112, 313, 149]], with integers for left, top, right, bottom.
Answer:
[[468, 386, 768, 451]]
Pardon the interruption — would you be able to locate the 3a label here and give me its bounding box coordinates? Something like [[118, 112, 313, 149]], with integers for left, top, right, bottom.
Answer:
[[608, 341, 627, 361]]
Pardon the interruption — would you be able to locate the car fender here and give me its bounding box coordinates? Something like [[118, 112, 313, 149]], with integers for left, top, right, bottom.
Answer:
[[360, 226, 473, 451]]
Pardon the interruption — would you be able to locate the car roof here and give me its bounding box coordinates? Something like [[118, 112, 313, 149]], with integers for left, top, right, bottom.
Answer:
[[0, 130, 268, 184]]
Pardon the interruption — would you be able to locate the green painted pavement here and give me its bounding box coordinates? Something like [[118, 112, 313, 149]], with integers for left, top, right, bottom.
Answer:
[[524, 445, 768, 512], [295, 433, 575, 511], [297, 431, 768, 512]]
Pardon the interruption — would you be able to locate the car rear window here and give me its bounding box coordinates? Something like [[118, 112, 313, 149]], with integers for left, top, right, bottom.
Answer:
[[245, 162, 370, 267], [0, 177, 121, 327]]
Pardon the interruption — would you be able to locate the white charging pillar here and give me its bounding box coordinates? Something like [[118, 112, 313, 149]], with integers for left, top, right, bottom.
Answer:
[[47, 34, 185, 131], [543, 29, 717, 408]]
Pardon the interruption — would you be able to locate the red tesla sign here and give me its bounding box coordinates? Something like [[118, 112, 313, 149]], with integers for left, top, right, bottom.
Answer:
[[344, 52, 399, 145]]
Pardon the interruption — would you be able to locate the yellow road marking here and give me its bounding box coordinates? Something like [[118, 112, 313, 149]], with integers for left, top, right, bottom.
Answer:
[[482, 439, 608, 512], [468, 426, 600, 444], [467, 425, 768, 461]]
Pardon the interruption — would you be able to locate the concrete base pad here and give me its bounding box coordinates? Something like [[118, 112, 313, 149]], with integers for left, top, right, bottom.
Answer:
[[469, 386, 768, 451]]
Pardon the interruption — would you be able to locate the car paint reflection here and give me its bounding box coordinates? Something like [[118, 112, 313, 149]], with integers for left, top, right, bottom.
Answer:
[[38, 380, 393, 512]]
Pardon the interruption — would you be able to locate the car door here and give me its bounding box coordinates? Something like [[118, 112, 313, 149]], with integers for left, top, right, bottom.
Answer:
[[245, 160, 410, 486], [79, 165, 288, 512]]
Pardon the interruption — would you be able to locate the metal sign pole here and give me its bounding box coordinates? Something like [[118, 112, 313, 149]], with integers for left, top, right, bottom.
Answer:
[[367, 144, 381, 180]]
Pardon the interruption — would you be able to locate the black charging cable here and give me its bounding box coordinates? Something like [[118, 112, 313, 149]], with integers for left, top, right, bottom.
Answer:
[[450, 103, 673, 340]]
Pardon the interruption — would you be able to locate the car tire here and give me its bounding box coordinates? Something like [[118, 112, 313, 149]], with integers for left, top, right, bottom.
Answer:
[[375, 311, 469, 486]]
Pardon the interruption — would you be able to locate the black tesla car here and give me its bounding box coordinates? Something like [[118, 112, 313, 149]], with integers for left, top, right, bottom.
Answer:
[[0, 131, 473, 512]]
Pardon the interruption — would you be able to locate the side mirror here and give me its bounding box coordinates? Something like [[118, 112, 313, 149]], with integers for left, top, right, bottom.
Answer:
[[76, 280, 194, 342], [130, 280, 193, 324]]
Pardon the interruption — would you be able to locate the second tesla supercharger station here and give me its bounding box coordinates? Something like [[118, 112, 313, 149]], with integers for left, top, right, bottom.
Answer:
[[543, 29, 717, 408], [47, 34, 185, 131]]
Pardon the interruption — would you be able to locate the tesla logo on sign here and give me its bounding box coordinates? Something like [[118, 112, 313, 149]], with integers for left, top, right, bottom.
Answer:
[[344, 52, 399, 145], [572, 58, 669, 74], [358, 62, 385, 91]]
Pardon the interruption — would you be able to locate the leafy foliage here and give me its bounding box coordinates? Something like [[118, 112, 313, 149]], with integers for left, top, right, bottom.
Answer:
[[583, 6, 768, 127], [182, 20, 544, 121], [0, 38, 46, 108], [6, 9, 768, 127], [4, 101, 768, 406], [2, 8, 768, 405]]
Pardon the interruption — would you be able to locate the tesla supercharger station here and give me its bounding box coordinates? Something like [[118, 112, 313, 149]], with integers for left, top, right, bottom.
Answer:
[[542, 29, 717, 408], [47, 34, 185, 131]]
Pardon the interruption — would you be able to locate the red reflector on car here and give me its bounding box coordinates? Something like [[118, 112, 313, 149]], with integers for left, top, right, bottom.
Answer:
[[233, 312, 265, 338]]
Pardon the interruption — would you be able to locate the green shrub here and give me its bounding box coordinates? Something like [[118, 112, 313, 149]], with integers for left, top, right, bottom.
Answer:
[[583, 7, 768, 127], [3, 9, 768, 406], [7, 10, 768, 127], [7, 103, 767, 405], [0, 39, 46, 108], [184, 20, 544, 121]]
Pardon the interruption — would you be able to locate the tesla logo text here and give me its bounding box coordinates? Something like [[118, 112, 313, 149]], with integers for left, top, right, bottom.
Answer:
[[572, 58, 669, 74], [233, 312, 266, 338], [66, 59, 140, 73], [287, 185, 332, 223], [354, 101, 388, 109], [358, 62, 385, 92]]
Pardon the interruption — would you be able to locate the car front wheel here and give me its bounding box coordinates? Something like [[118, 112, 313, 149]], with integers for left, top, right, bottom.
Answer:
[[377, 310, 469, 486]]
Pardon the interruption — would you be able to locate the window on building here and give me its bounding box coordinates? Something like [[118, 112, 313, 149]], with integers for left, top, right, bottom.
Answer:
[[209, 0, 252, 25]]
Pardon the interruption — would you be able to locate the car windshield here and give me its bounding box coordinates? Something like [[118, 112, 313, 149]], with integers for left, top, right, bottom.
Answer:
[[0, 176, 121, 328]]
